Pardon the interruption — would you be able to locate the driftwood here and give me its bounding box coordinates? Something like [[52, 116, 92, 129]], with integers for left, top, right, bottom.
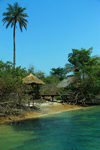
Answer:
[[5, 114, 16, 122]]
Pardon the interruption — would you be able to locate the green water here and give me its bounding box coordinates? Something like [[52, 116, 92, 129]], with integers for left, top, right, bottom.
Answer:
[[0, 106, 100, 150]]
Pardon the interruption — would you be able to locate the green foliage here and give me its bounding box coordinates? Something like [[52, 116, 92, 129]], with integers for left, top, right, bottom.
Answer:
[[34, 70, 45, 80], [0, 45, 100, 108], [64, 47, 100, 101], [55, 96, 62, 100], [28, 64, 35, 74], [42, 75, 60, 84], [50, 67, 66, 81], [69, 47, 92, 66], [0, 60, 28, 102], [0, 60, 27, 80], [85, 67, 100, 94], [65, 47, 93, 73], [73, 65, 100, 96], [0, 75, 26, 102]]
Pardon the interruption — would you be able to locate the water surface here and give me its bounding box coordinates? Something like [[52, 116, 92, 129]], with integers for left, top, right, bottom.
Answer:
[[0, 106, 100, 150]]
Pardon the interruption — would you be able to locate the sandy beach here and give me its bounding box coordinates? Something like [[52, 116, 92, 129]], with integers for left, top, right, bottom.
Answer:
[[0, 101, 83, 124]]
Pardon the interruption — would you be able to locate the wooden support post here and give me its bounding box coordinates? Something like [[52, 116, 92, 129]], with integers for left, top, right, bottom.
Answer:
[[51, 95, 54, 102]]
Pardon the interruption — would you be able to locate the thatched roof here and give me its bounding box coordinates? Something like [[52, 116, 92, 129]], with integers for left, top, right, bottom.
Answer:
[[57, 75, 75, 88], [22, 73, 45, 85]]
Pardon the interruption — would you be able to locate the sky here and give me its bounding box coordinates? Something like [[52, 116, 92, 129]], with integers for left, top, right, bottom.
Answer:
[[0, 0, 100, 76]]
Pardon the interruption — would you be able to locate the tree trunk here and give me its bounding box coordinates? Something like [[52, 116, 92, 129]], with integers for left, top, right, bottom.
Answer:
[[13, 25, 16, 68]]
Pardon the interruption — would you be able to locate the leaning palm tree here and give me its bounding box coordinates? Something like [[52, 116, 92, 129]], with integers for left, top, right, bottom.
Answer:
[[2, 2, 28, 68]]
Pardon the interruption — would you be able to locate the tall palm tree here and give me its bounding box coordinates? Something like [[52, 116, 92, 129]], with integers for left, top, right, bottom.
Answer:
[[2, 2, 28, 68]]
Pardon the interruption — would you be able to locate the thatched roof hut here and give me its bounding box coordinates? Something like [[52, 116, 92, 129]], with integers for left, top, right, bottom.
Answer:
[[57, 75, 75, 88], [22, 73, 45, 85], [23, 73, 45, 100]]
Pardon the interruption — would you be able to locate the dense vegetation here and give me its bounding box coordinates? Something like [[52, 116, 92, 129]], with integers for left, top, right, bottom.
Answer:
[[64, 47, 100, 105], [0, 47, 100, 104], [0, 47, 100, 122], [0, 60, 64, 121]]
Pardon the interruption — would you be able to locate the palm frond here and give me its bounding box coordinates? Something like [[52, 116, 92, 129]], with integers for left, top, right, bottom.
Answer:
[[2, 2, 28, 31], [19, 13, 28, 17], [6, 3, 14, 12], [18, 19, 23, 31], [11, 21, 15, 28], [21, 17, 28, 23], [19, 7, 26, 12], [17, 17, 28, 31], [14, 2, 19, 11], [6, 18, 14, 28], [2, 16, 11, 26]]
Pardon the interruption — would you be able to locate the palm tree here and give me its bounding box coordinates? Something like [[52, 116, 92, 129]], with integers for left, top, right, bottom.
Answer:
[[2, 2, 28, 68]]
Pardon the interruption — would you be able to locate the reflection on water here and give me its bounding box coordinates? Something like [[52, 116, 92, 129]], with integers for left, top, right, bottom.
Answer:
[[0, 106, 100, 150]]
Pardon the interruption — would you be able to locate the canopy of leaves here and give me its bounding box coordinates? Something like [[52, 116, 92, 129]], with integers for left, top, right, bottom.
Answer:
[[65, 47, 95, 73], [0, 60, 28, 101], [0, 60, 27, 81], [50, 67, 66, 81], [2, 2, 28, 31]]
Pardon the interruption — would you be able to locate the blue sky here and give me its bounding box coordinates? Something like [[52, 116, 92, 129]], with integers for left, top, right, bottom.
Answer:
[[0, 0, 100, 75]]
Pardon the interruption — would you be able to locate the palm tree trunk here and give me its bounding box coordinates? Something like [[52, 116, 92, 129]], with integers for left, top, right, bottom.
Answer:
[[13, 25, 16, 68]]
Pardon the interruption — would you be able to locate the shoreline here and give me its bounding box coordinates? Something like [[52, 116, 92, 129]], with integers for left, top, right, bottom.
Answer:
[[24, 103, 84, 119], [0, 102, 84, 124]]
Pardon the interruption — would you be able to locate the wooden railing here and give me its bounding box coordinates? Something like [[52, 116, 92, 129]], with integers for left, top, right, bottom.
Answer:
[[41, 94, 69, 102]]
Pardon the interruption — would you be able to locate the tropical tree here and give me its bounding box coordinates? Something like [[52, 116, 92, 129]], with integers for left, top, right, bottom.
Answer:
[[2, 2, 28, 68], [50, 67, 66, 81], [64, 48, 100, 105], [65, 47, 93, 74], [43, 75, 60, 84], [64, 47, 100, 80]]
